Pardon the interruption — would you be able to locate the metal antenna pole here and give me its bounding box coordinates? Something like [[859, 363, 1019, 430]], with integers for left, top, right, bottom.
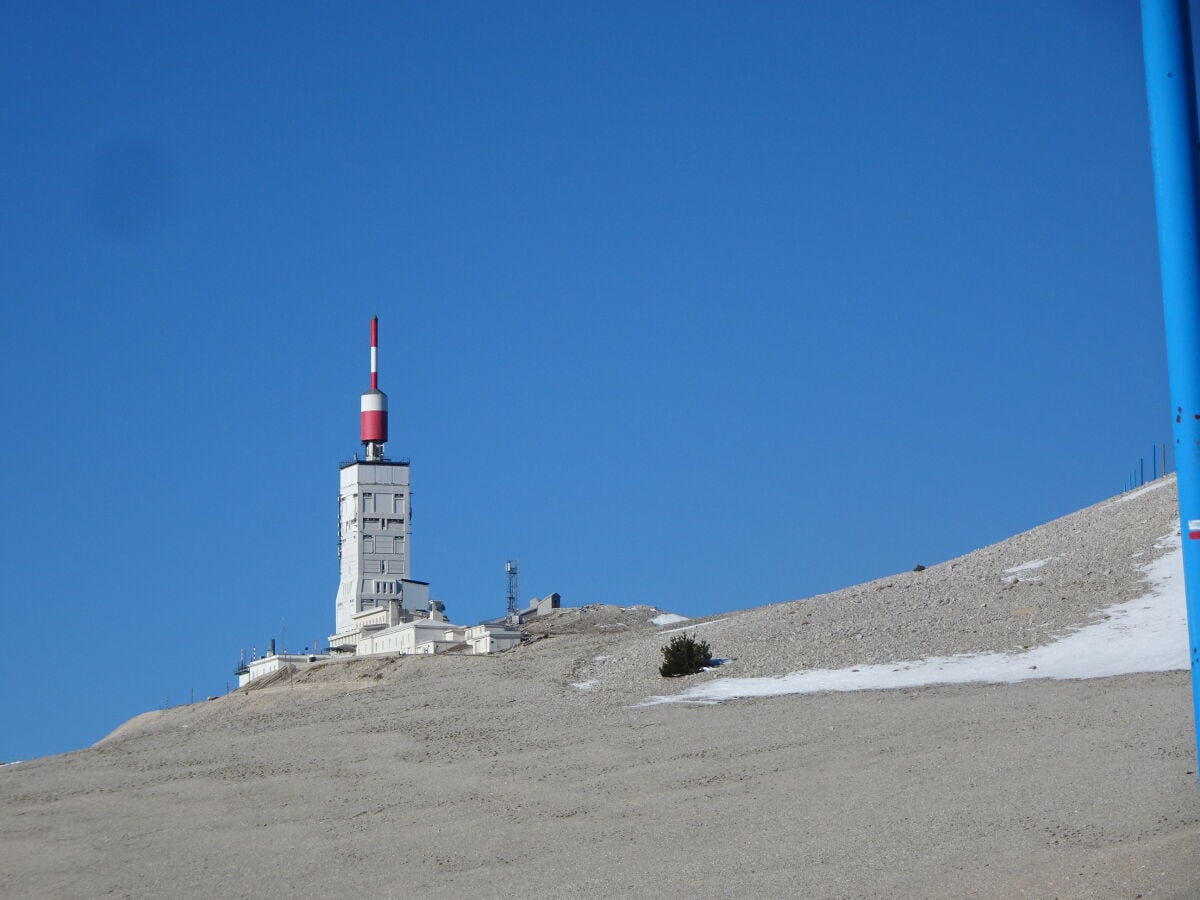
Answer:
[[506, 560, 520, 620], [1140, 0, 1200, 768]]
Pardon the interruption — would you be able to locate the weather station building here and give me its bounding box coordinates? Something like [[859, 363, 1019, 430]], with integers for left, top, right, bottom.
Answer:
[[236, 317, 522, 688], [324, 317, 523, 658], [330, 316, 416, 638]]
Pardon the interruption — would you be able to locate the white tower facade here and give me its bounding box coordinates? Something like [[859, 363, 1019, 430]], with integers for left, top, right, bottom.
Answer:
[[331, 316, 424, 637], [333, 459, 415, 634]]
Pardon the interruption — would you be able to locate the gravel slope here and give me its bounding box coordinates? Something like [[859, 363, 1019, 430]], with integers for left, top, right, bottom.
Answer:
[[563, 476, 1181, 702], [0, 477, 1196, 899]]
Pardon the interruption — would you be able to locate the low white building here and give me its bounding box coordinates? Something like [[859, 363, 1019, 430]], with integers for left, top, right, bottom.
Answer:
[[464, 623, 522, 655], [327, 580, 522, 658], [357, 617, 466, 655], [237, 653, 328, 688], [328, 580, 434, 652], [519, 592, 561, 619]]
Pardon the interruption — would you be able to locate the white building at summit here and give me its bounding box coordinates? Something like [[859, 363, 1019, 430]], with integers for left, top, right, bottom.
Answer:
[[325, 316, 521, 658], [238, 317, 525, 687]]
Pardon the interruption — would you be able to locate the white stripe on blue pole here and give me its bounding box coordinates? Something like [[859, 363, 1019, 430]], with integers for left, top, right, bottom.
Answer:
[[1141, 0, 1200, 769]]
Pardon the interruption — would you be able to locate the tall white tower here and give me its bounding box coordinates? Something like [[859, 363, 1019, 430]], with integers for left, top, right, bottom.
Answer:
[[332, 317, 418, 635]]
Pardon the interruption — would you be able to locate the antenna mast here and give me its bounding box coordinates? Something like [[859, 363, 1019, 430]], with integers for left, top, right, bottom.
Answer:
[[505, 560, 520, 621], [360, 315, 388, 461]]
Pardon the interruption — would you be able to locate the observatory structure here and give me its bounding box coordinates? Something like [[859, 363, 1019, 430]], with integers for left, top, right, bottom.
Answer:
[[236, 317, 531, 686], [331, 316, 417, 636], [323, 317, 523, 658]]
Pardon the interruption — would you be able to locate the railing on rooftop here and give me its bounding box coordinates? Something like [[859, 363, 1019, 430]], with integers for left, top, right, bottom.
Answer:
[[340, 454, 411, 468]]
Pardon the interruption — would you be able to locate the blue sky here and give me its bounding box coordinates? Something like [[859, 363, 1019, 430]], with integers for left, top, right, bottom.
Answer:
[[0, 1, 1173, 760]]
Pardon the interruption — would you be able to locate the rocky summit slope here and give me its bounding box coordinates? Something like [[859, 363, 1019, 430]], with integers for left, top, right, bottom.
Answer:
[[1, 479, 1198, 899]]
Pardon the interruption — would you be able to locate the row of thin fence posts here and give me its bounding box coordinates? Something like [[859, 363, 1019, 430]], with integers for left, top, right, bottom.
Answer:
[[1124, 443, 1171, 492]]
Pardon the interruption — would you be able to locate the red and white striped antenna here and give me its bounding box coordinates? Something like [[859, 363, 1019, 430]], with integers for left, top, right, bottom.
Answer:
[[370, 315, 379, 390], [360, 315, 388, 459]]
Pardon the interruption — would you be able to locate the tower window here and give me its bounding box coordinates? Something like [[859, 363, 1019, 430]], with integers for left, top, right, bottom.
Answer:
[[362, 493, 375, 513]]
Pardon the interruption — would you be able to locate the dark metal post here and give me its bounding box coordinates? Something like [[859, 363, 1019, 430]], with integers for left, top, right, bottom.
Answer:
[[1140, 0, 1200, 767]]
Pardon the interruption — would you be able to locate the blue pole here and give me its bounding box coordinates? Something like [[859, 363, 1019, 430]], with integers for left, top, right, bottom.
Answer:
[[1141, 0, 1200, 768]]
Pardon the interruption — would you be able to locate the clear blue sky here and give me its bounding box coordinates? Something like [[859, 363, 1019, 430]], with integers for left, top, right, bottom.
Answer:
[[0, 1, 1173, 760]]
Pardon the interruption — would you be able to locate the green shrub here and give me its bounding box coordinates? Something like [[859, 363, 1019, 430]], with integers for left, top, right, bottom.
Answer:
[[659, 633, 713, 678]]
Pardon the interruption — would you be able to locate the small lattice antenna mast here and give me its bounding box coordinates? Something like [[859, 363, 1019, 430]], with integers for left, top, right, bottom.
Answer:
[[505, 560, 520, 620]]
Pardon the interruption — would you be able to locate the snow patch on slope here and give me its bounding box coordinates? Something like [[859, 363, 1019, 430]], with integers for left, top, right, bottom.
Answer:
[[642, 535, 1187, 706], [1004, 558, 1053, 575], [649, 614, 689, 626], [658, 618, 730, 636]]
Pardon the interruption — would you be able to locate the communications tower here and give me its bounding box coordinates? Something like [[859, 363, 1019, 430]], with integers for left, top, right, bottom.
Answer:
[[506, 560, 520, 620], [332, 317, 419, 635]]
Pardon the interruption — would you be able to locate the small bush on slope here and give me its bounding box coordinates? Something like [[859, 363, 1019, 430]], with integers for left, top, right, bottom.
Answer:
[[659, 633, 713, 677]]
